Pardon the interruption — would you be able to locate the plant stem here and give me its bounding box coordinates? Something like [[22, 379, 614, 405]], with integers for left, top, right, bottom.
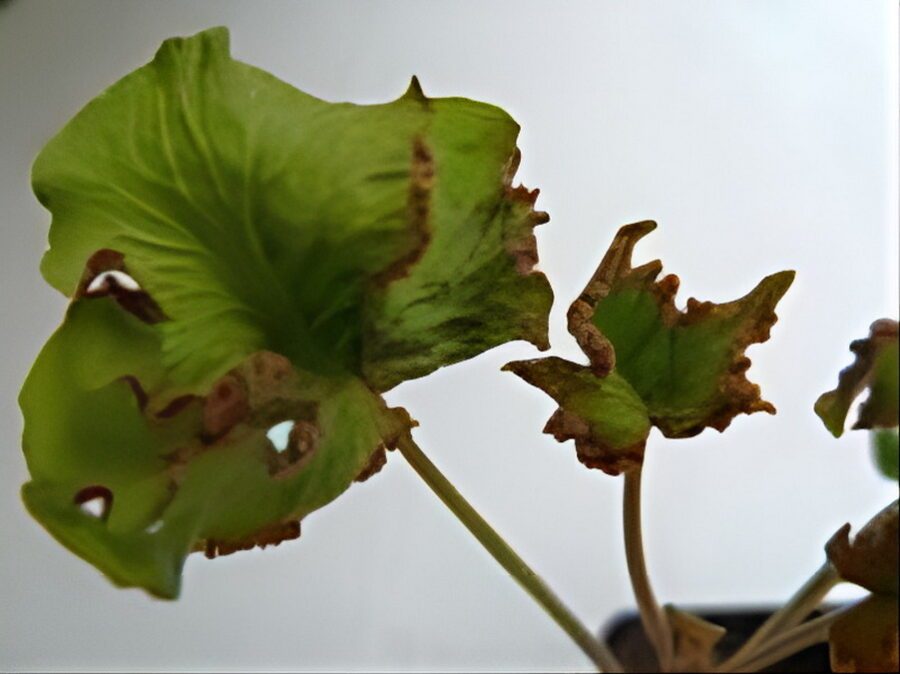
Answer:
[[623, 465, 673, 672], [718, 603, 851, 673], [396, 435, 622, 673], [716, 561, 839, 671]]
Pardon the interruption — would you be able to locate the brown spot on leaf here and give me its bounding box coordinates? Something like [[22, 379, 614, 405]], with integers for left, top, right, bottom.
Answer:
[[500, 150, 550, 279], [568, 222, 659, 370], [544, 408, 645, 475], [239, 351, 299, 417], [156, 394, 200, 419], [374, 136, 433, 286], [202, 374, 249, 440], [76, 249, 165, 323], [567, 300, 615, 376], [121, 375, 149, 410], [354, 445, 388, 482], [203, 520, 301, 559]]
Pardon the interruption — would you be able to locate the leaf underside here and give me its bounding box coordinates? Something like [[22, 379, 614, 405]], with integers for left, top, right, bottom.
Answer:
[[22, 27, 553, 596], [506, 221, 794, 474]]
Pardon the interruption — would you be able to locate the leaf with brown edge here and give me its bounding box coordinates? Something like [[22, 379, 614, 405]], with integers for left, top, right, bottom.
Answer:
[[815, 319, 899, 437], [569, 221, 794, 437], [21, 293, 412, 598], [502, 357, 650, 475], [826, 500, 898, 597], [826, 501, 899, 673], [24, 26, 553, 596], [506, 221, 793, 473]]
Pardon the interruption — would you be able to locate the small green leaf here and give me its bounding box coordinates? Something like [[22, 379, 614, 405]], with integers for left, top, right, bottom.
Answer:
[[815, 319, 899, 437], [872, 429, 900, 481], [23, 27, 553, 595], [506, 221, 793, 473], [502, 358, 650, 474]]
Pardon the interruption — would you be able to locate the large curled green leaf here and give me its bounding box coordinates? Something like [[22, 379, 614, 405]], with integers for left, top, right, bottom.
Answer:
[[22, 27, 552, 596], [21, 295, 411, 598], [506, 221, 793, 474]]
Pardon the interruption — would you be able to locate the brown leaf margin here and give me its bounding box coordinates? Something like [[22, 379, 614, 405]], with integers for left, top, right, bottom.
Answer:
[[567, 220, 794, 437], [815, 319, 899, 437]]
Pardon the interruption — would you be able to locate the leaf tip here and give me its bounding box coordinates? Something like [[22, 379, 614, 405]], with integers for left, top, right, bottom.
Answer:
[[403, 75, 427, 102], [815, 319, 899, 438], [815, 392, 845, 437], [153, 26, 231, 64]]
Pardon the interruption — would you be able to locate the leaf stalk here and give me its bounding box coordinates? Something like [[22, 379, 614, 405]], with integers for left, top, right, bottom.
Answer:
[[716, 561, 839, 671], [717, 602, 853, 673], [396, 434, 622, 673], [623, 464, 674, 671]]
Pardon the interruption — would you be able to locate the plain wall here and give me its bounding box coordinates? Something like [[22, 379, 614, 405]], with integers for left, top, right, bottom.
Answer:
[[1, 1, 897, 671]]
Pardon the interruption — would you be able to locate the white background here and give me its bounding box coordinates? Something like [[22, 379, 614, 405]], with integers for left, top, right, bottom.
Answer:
[[1, 1, 897, 671]]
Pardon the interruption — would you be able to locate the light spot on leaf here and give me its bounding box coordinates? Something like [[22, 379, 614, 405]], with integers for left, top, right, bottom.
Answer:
[[86, 270, 141, 294]]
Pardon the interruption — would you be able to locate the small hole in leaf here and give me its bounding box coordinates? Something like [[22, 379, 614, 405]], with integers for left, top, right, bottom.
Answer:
[[86, 270, 141, 294], [267, 420, 295, 453], [267, 420, 320, 479], [74, 485, 113, 521]]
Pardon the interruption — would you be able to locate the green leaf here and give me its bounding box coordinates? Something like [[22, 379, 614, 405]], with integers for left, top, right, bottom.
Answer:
[[815, 319, 899, 438], [502, 358, 650, 475], [362, 106, 554, 391], [33, 27, 551, 391], [872, 430, 900, 481], [21, 296, 410, 598], [506, 221, 793, 473], [23, 27, 552, 595]]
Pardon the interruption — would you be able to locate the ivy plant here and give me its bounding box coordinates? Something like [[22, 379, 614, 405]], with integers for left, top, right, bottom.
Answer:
[[20, 27, 899, 673]]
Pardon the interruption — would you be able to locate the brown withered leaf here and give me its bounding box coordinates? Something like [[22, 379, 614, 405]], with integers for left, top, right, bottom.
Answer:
[[826, 501, 899, 673], [826, 500, 898, 596], [829, 594, 899, 673]]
